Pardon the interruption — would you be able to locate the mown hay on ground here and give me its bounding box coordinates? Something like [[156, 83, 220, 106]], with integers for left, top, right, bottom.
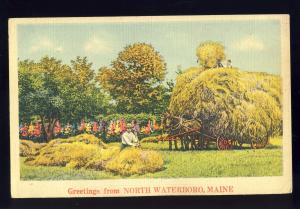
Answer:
[[20, 140, 46, 157], [48, 133, 107, 147], [105, 147, 164, 176], [26, 142, 108, 168], [24, 134, 164, 176], [169, 67, 282, 143]]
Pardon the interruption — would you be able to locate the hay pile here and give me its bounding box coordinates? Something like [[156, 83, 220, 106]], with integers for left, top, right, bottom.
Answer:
[[24, 134, 164, 175], [105, 147, 164, 176], [20, 140, 46, 157], [53, 133, 107, 146], [169, 67, 282, 143]]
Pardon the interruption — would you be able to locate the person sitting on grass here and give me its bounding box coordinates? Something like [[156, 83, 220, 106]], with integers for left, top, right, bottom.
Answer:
[[121, 123, 140, 150]]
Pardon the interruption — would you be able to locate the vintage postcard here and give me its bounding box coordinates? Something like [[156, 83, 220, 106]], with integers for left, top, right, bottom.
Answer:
[[9, 15, 292, 198]]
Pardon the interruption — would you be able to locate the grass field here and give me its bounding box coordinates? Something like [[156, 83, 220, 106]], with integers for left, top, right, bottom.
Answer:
[[20, 137, 282, 180]]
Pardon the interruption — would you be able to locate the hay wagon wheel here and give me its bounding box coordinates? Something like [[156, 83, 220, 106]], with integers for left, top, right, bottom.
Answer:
[[251, 136, 268, 149], [246, 119, 269, 149], [217, 136, 232, 150]]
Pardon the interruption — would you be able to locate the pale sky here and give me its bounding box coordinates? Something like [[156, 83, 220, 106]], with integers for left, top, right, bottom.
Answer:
[[17, 19, 281, 80]]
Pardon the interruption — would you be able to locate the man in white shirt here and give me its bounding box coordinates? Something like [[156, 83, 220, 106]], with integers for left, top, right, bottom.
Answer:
[[121, 123, 139, 150]]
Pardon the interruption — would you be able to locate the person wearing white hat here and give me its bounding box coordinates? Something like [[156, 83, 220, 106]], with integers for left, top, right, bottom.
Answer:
[[120, 123, 139, 150]]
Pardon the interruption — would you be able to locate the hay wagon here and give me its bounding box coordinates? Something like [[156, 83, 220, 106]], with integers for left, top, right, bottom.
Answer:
[[157, 128, 268, 150]]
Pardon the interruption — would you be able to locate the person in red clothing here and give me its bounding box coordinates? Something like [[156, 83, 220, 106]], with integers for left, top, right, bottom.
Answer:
[[92, 121, 99, 133], [54, 120, 62, 137], [145, 118, 152, 134], [79, 119, 85, 133], [34, 122, 41, 137], [109, 121, 116, 135], [20, 123, 29, 139], [120, 118, 126, 134], [153, 118, 160, 130], [28, 122, 35, 138]]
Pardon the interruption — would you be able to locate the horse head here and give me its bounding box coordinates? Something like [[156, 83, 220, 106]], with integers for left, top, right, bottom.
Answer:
[[162, 112, 182, 134]]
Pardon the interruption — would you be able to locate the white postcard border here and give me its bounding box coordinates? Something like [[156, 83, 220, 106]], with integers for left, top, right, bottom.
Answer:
[[9, 15, 292, 198]]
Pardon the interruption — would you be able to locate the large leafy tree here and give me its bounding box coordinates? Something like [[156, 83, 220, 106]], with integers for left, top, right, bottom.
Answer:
[[65, 57, 110, 122], [196, 41, 226, 69], [96, 43, 168, 114], [19, 56, 109, 141]]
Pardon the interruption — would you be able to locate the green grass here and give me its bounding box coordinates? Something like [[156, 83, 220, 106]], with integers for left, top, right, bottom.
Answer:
[[141, 149, 282, 178], [20, 136, 283, 180], [20, 158, 120, 180]]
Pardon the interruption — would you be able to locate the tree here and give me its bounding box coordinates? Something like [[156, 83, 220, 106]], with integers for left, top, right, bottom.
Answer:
[[96, 43, 167, 114], [19, 57, 68, 140], [196, 41, 226, 69], [19, 56, 109, 141], [159, 79, 175, 114], [65, 56, 109, 122]]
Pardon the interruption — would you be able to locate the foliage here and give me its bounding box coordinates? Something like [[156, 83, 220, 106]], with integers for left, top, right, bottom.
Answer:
[[20, 140, 46, 157], [169, 67, 282, 143], [99, 113, 160, 125], [105, 147, 164, 176], [196, 41, 226, 69], [18, 57, 110, 141], [96, 43, 169, 114]]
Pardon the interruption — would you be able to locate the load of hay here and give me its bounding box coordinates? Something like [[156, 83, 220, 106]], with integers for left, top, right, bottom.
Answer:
[[169, 67, 282, 144], [23, 134, 164, 175]]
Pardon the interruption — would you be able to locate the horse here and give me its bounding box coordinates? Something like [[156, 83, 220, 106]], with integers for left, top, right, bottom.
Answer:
[[161, 112, 181, 150], [161, 112, 202, 150]]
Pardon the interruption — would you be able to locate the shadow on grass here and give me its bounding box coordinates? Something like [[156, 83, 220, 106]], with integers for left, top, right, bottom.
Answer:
[[265, 144, 282, 149], [142, 142, 282, 152]]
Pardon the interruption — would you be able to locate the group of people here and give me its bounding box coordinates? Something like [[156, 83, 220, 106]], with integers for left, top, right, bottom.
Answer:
[[19, 122, 42, 139], [19, 118, 162, 143]]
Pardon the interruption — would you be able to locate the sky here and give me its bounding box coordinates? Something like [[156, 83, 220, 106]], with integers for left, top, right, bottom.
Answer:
[[17, 19, 281, 80]]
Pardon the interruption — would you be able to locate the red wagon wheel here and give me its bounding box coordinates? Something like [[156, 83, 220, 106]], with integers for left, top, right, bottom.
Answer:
[[217, 136, 232, 150]]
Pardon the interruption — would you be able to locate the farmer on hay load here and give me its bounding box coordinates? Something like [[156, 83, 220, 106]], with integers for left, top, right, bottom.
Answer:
[[121, 123, 140, 150]]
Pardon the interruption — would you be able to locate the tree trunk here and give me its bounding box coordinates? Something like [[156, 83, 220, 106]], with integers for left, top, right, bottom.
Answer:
[[40, 115, 47, 142], [41, 116, 57, 142], [45, 127, 54, 141]]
